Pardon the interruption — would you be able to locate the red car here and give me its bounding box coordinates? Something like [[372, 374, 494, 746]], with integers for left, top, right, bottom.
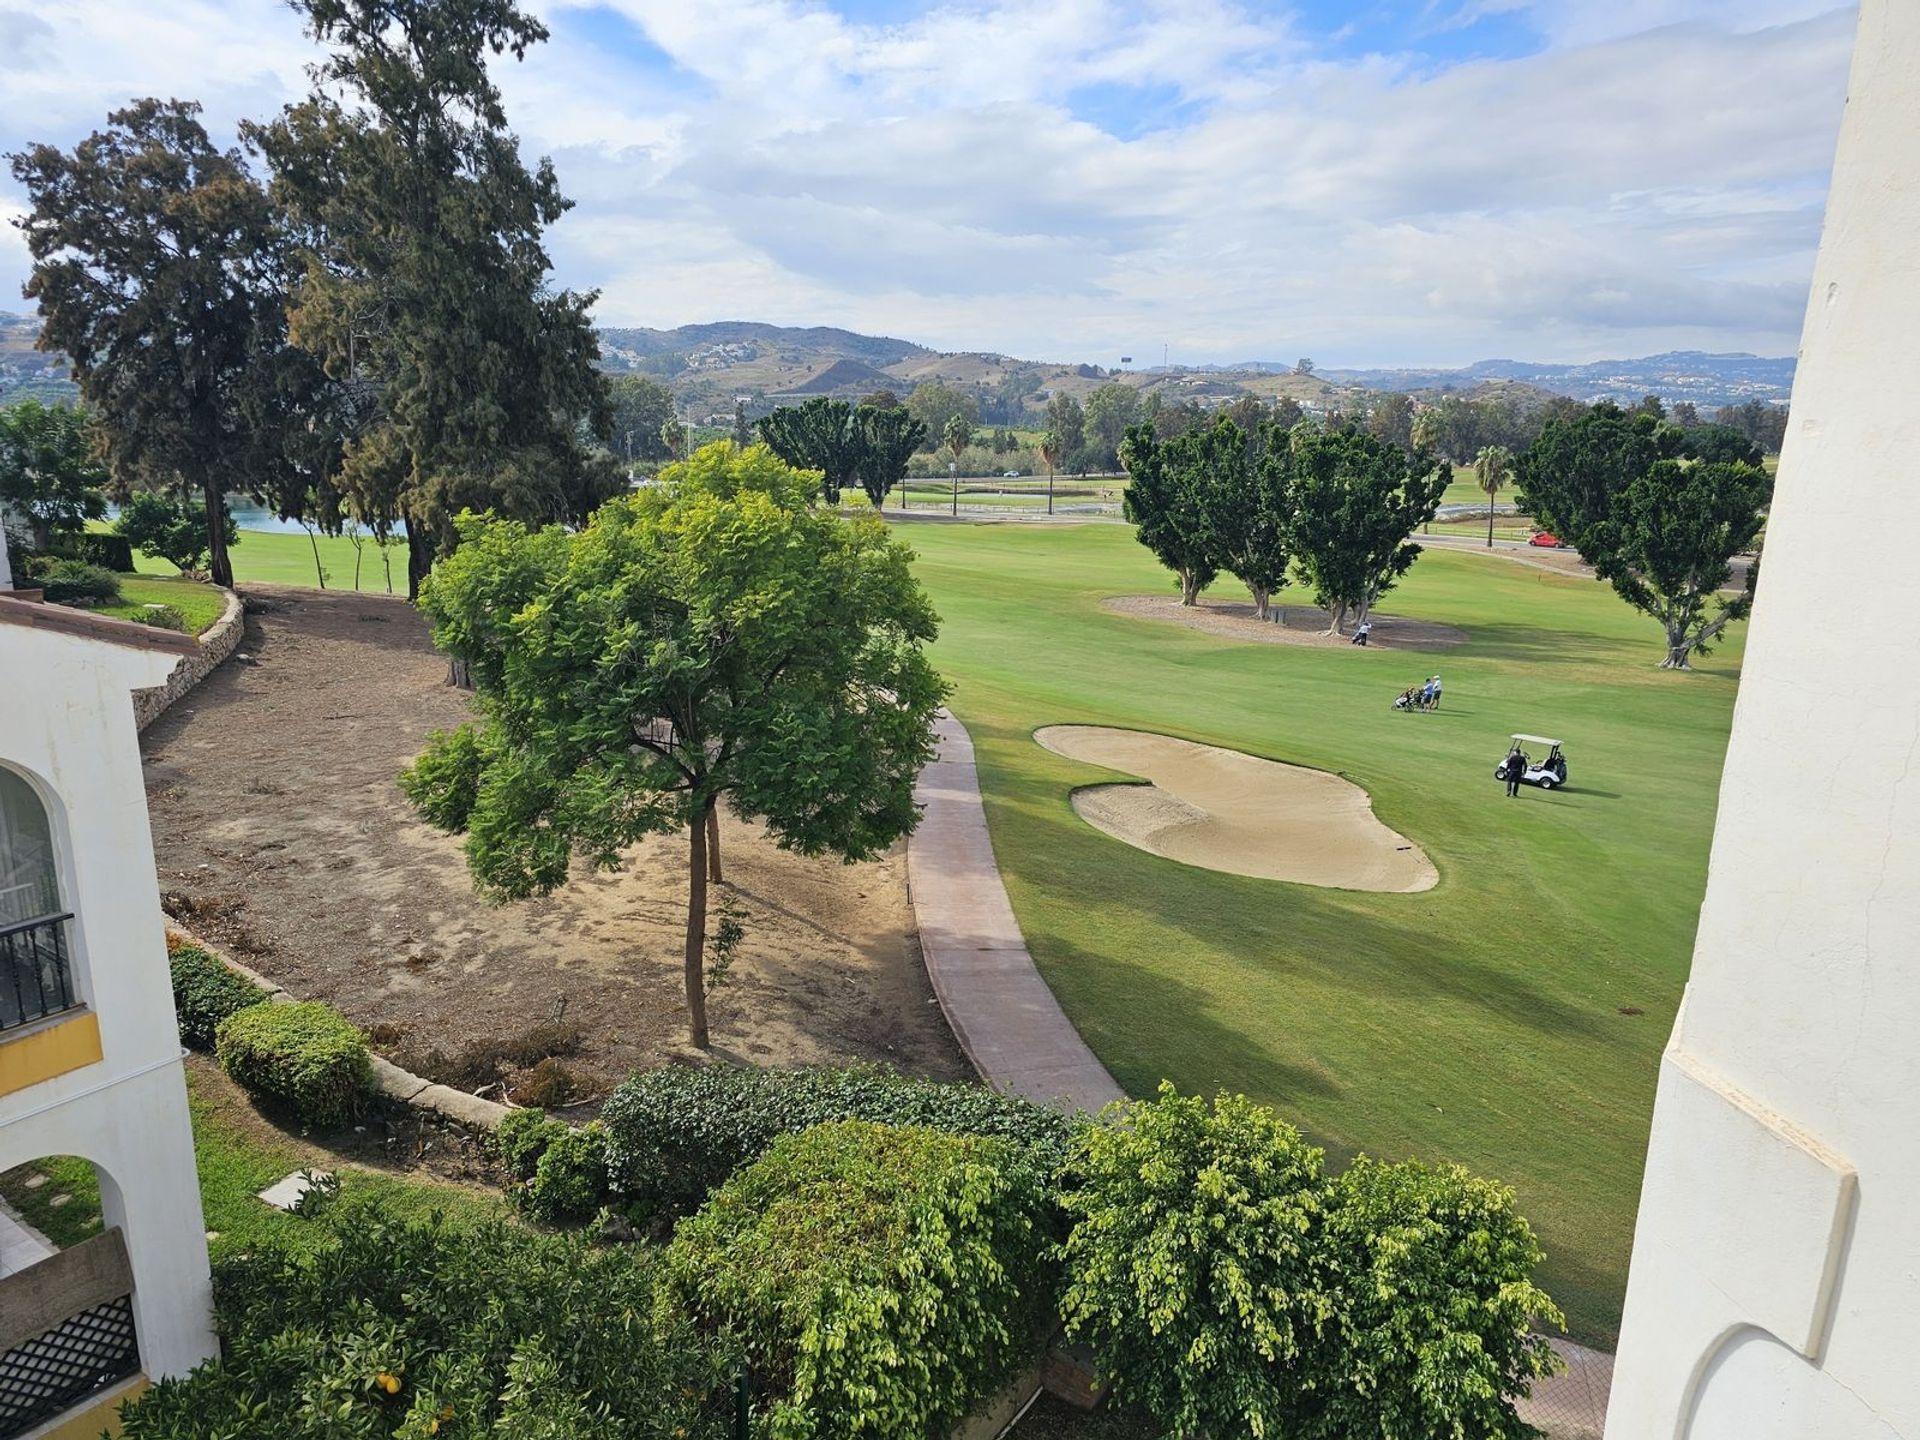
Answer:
[[1528, 531, 1568, 548]]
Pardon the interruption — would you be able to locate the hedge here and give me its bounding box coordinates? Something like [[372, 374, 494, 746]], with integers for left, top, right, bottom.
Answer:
[[215, 1001, 373, 1130], [30, 556, 122, 605], [600, 1062, 1080, 1213], [663, 1121, 1051, 1439], [119, 1207, 741, 1439], [168, 943, 268, 1050]]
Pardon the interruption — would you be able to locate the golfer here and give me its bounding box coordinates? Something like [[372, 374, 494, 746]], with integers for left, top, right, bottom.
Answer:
[[1426, 674, 1443, 710], [1505, 745, 1526, 797], [1351, 620, 1373, 646]]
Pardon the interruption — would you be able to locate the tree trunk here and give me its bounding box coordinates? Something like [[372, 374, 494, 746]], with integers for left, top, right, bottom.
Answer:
[[1180, 570, 1200, 606], [1487, 495, 1495, 547], [406, 524, 435, 602], [1325, 599, 1348, 636], [706, 799, 723, 884], [1249, 582, 1271, 622], [305, 526, 327, 589], [684, 812, 711, 1049], [204, 481, 233, 589]]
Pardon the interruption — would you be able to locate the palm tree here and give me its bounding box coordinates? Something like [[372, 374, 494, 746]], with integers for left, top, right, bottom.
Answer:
[[1474, 444, 1514, 548], [1040, 429, 1062, 514]]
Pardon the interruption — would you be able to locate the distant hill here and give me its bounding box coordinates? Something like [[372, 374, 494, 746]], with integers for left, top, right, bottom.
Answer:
[[0, 309, 1792, 419], [1320, 351, 1795, 411]]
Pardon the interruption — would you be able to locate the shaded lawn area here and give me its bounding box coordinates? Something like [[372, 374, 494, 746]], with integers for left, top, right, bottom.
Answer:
[[119, 524, 409, 593], [906, 522, 1743, 1347], [0, 1058, 510, 1261]]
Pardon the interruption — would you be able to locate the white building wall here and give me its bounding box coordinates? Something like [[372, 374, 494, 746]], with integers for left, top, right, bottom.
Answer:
[[1604, 5, 1919, 1437], [0, 620, 217, 1377]]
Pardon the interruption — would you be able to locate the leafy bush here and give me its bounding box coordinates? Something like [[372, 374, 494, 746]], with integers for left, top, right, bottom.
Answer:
[[28, 556, 122, 605], [494, 1107, 563, 1182], [1057, 1083, 1326, 1439], [119, 1206, 741, 1439], [215, 1001, 373, 1130], [114, 489, 238, 576], [168, 943, 268, 1050], [1295, 1158, 1562, 1440], [600, 1062, 1079, 1213], [136, 602, 189, 632], [662, 1120, 1050, 1439], [1056, 1084, 1565, 1440], [48, 531, 135, 572], [524, 1123, 610, 1224]]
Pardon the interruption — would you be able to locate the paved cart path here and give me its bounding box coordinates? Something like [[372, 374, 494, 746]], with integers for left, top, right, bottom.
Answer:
[[908, 712, 1125, 1114]]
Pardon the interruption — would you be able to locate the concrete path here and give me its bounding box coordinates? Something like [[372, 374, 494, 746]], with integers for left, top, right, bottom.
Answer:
[[1514, 1337, 1614, 1439], [0, 1196, 54, 1278], [908, 711, 1125, 1114]]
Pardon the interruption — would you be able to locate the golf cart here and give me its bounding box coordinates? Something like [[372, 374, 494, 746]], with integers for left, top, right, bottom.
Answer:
[[1496, 734, 1568, 789]]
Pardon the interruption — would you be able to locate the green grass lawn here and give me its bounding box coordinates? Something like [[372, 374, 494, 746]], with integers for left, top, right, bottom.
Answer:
[[906, 522, 1743, 1347], [0, 1062, 509, 1262], [124, 526, 411, 592], [97, 574, 228, 635]]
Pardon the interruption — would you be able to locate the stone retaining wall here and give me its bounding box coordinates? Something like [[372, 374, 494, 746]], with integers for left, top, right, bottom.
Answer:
[[132, 586, 246, 731]]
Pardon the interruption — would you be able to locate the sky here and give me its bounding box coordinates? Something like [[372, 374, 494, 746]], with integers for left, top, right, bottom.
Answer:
[[0, 0, 1859, 367]]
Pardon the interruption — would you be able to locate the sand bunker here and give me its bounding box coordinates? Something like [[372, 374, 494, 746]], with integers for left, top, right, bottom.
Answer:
[[1104, 595, 1466, 650], [1034, 725, 1437, 893]]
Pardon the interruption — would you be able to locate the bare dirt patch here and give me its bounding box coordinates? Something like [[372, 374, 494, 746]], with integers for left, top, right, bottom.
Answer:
[[140, 585, 969, 1096], [1104, 594, 1466, 650], [1034, 724, 1437, 893]]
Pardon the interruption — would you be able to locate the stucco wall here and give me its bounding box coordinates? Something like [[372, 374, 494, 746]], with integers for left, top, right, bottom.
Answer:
[[1603, 5, 1919, 1438], [131, 585, 245, 731], [0, 622, 219, 1378]]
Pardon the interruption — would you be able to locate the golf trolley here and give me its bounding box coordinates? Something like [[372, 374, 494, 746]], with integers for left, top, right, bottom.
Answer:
[[1496, 734, 1568, 790]]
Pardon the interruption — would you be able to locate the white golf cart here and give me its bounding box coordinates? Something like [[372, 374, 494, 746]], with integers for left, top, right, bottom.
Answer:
[[1496, 734, 1568, 790]]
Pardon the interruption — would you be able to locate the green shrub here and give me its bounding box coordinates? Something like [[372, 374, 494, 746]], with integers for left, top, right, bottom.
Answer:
[[168, 944, 268, 1050], [30, 556, 122, 605], [600, 1062, 1079, 1213], [524, 1123, 610, 1224], [662, 1120, 1051, 1439], [1056, 1084, 1565, 1440], [1297, 1158, 1562, 1440], [215, 1001, 373, 1130], [114, 489, 238, 576], [1057, 1083, 1326, 1439], [119, 1205, 740, 1439], [494, 1106, 563, 1182], [136, 602, 189, 632], [48, 531, 136, 572]]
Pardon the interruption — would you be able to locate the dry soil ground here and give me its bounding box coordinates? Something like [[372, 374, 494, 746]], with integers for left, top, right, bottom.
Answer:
[[1104, 594, 1467, 649], [140, 586, 968, 1097]]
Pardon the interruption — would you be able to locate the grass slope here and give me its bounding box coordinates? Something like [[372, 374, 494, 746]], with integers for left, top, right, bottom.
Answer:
[[907, 522, 1742, 1346], [98, 574, 227, 634]]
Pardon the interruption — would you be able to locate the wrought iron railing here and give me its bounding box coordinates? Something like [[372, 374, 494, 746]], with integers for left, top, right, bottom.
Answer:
[[0, 912, 77, 1033]]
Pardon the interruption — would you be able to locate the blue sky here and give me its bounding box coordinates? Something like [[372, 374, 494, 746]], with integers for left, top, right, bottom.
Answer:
[[0, 1, 1858, 366]]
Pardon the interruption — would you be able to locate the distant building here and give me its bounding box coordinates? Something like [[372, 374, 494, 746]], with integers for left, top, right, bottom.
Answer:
[[1604, 6, 1919, 1437], [0, 598, 218, 1437]]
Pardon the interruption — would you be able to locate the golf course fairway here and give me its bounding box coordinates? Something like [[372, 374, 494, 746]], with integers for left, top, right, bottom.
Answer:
[[908, 521, 1744, 1347]]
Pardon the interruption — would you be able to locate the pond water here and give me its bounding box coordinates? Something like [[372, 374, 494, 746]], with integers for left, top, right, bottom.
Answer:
[[104, 500, 409, 537]]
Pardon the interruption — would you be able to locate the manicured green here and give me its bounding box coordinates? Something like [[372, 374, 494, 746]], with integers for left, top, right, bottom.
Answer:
[[113, 521, 410, 591], [906, 520, 1744, 1345]]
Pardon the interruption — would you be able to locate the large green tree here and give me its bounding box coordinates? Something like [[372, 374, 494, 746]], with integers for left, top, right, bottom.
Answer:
[[1592, 459, 1771, 669], [756, 397, 860, 503], [1044, 392, 1086, 464], [400, 443, 948, 1049], [905, 382, 979, 450], [0, 399, 107, 549], [1083, 382, 1141, 469], [11, 101, 290, 588], [852, 403, 926, 507], [246, 0, 615, 598], [1284, 427, 1450, 634], [1515, 401, 1665, 556], [1171, 416, 1291, 620], [1119, 422, 1217, 606]]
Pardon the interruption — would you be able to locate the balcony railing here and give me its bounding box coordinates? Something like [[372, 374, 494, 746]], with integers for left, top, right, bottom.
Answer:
[[0, 913, 77, 1034], [0, 1229, 140, 1438]]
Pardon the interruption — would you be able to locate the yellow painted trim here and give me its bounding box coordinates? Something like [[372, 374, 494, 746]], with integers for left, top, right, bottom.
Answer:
[[0, 1011, 103, 1097], [21, 1374, 148, 1439]]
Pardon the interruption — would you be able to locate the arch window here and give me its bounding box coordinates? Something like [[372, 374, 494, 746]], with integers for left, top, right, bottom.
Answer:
[[0, 769, 74, 1031]]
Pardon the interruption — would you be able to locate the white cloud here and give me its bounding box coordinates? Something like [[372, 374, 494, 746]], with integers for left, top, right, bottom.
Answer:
[[0, 0, 1860, 365]]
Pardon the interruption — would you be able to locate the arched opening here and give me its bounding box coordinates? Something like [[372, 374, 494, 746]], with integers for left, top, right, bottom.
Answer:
[[0, 767, 77, 1032], [0, 1153, 138, 1437]]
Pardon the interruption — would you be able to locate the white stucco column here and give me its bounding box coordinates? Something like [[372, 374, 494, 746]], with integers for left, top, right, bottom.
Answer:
[[1603, 5, 1919, 1438]]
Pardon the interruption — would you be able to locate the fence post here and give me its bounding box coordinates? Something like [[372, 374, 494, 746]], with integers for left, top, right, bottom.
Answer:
[[735, 1365, 751, 1440]]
